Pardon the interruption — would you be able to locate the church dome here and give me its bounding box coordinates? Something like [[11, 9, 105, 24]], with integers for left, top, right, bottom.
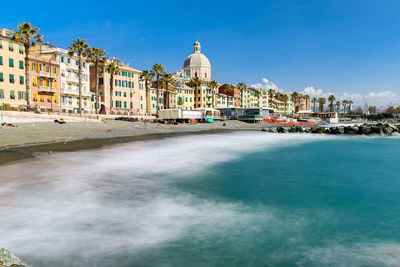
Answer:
[[183, 41, 211, 69]]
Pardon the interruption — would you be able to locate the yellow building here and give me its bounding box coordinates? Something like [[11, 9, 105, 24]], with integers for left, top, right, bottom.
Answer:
[[0, 28, 27, 108], [175, 85, 195, 110]]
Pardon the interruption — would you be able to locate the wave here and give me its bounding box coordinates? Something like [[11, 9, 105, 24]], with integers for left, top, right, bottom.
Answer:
[[0, 132, 338, 266]]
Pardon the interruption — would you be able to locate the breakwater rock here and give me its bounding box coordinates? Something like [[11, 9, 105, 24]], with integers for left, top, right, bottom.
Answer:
[[0, 249, 29, 267], [261, 123, 400, 136]]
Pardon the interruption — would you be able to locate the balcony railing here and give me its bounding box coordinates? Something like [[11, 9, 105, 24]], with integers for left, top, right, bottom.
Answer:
[[38, 71, 54, 78], [39, 86, 56, 93]]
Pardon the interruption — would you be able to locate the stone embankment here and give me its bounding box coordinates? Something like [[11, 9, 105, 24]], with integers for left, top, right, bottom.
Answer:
[[0, 248, 29, 267], [262, 123, 400, 136]]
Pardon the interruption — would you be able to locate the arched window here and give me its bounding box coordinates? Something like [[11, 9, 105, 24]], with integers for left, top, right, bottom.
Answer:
[[195, 72, 198, 77]]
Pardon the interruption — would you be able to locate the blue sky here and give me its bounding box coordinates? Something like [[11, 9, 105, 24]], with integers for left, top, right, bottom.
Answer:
[[3, 0, 400, 106]]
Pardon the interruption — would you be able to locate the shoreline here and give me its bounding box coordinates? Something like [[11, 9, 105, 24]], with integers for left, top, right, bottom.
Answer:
[[0, 128, 246, 165]]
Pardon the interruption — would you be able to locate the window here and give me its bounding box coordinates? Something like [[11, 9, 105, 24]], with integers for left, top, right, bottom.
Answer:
[[61, 56, 64, 63], [10, 90, 15, 99], [0, 56, 2, 65], [18, 91, 25, 100], [0, 73, 3, 82], [0, 40, 2, 49], [8, 42, 13, 51], [9, 58, 14, 67], [99, 78, 104, 85], [9, 74, 14, 83], [19, 76, 24, 85], [67, 58, 71, 64], [130, 102, 133, 108], [19, 45, 23, 54], [123, 92, 127, 97], [19, 60, 24, 69], [0, 89, 3, 99], [124, 101, 127, 108], [115, 101, 122, 108]]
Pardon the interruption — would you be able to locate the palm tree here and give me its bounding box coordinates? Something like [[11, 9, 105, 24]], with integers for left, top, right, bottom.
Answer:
[[11, 22, 44, 109], [282, 94, 289, 114], [187, 77, 202, 108], [160, 73, 175, 109], [335, 101, 341, 112], [328, 94, 336, 112], [268, 89, 275, 107], [68, 38, 89, 115], [237, 82, 247, 107], [304, 95, 310, 110], [151, 64, 165, 112], [105, 59, 120, 115], [342, 100, 348, 114], [85, 47, 106, 114], [222, 84, 234, 107], [348, 100, 354, 112], [209, 80, 218, 107], [318, 98, 326, 113], [312, 97, 317, 112], [139, 70, 155, 116], [255, 90, 262, 108]]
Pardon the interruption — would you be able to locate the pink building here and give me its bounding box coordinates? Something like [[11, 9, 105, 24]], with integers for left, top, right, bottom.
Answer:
[[29, 55, 60, 111]]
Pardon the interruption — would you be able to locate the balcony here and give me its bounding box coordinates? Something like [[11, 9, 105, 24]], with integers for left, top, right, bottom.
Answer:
[[38, 71, 55, 78], [61, 88, 92, 97], [65, 62, 78, 70], [39, 86, 56, 93], [66, 75, 79, 83], [206, 93, 213, 97]]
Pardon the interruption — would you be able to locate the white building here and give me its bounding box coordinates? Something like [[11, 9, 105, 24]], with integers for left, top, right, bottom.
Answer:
[[36, 46, 92, 113]]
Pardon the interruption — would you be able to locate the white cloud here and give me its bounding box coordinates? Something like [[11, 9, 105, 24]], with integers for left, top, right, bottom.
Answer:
[[301, 87, 400, 108], [251, 77, 282, 91]]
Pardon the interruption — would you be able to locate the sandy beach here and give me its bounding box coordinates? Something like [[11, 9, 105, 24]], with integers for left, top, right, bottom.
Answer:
[[0, 119, 274, 165]]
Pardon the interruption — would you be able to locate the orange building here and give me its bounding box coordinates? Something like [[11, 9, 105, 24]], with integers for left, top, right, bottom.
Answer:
[[29, 55, 60, 111]]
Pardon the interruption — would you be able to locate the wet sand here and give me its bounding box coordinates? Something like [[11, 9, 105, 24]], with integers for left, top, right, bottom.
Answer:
[[0, 120, 273, 165]]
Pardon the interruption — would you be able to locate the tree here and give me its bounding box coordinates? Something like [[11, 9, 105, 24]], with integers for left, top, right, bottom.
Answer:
[[342, 100, 348, 114], [304, 95, 310, 110], [318, 98, 326, 113], [355, 106, 363, 114], [209, 80, 218, 107], [105, 59, 120, 115], [335, 101, 341, 112], [85, 47, 106, 114], [255, 90, 262, 108], [139, 70, 155, 115], [282, 94, 289, 114], [312, 97, 317, 112], [151, 64, 165, 112], [368, 106, 377, 114], [268, 89, 275, 107], [68, 38, 89, 115], [348, 100, 354, 112], [386, 106, 396, 115], [187, 77, 202, 108], [237, 82, 247, 107], [11, 22, 44, 109], [222, 84, 234, 107], [328, 94, 336, 112], [160, 73, 175, 109]]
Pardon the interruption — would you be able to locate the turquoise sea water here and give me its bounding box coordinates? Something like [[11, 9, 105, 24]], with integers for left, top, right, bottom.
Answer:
[[0, 132, 400, 266]]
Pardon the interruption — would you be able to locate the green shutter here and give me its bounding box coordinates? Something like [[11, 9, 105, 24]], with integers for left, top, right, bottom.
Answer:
[[0, 40, 2, 48], [9, 58, 14, 67], [9, 74, 14, 83], [19, 60, 23, 69], [20, 76, 24, 85], [124, 101, 126, 108], [19, 45, 23, 53], [124, 92, 126, 97], [0, 73, 3, 81], [115, 79, 117, 86], [0, 56, 2, 65], [10, 90, 15, 99], [0, 89, 4, 99], [8, 42, 13, 51]]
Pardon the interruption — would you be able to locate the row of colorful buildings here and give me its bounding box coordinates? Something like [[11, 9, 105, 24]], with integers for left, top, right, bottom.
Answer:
[[0, 28, 310, 116]]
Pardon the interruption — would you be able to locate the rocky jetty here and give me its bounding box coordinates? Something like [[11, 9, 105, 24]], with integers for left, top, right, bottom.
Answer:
[[262, 123, 400, 136], [0, 249, 29, 267]]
